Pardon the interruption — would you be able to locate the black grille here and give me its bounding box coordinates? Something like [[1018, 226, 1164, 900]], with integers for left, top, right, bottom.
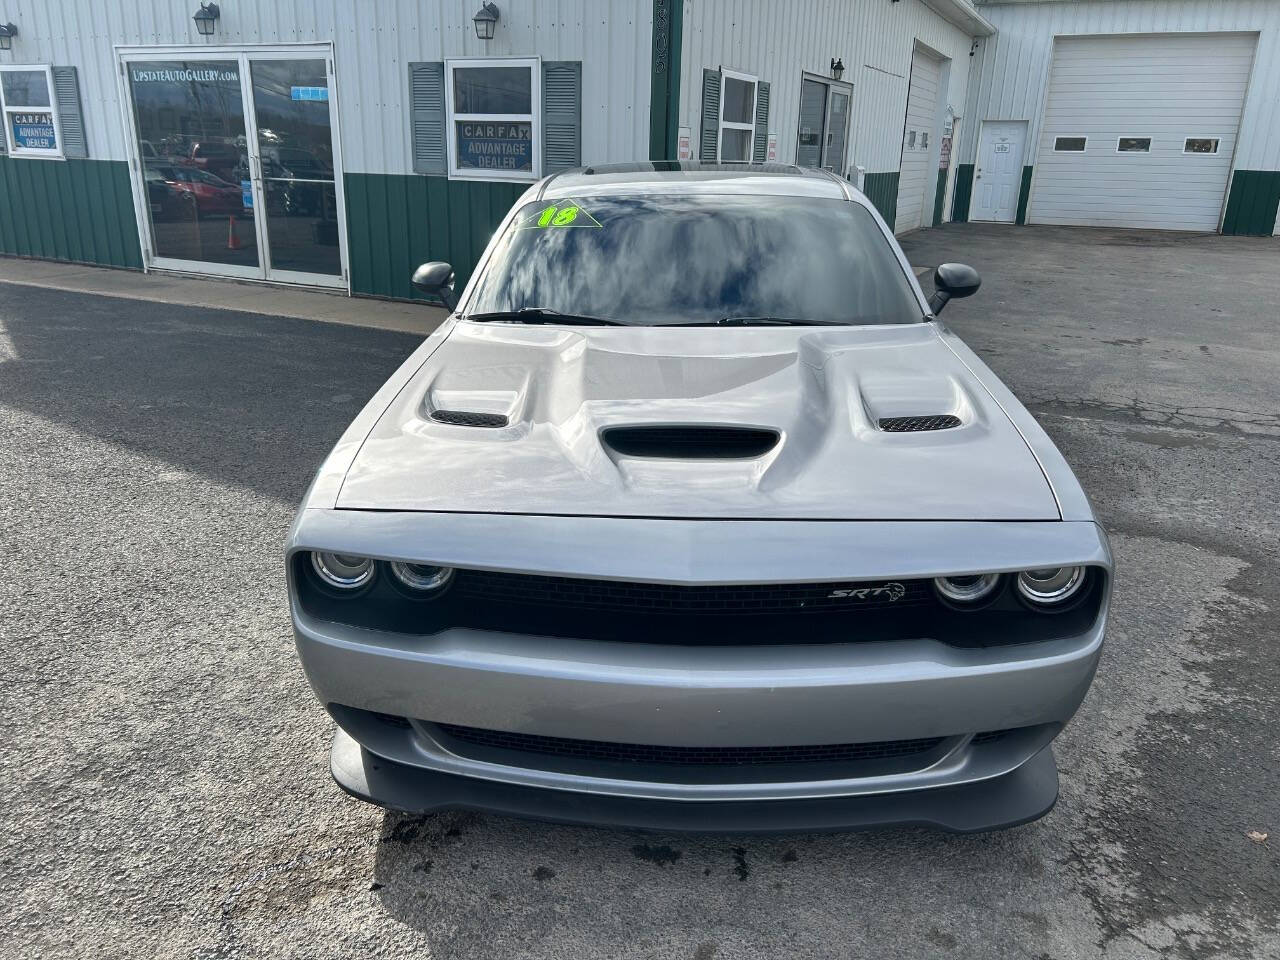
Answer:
[[878, 415, 961, 433], [602, 425, 779, 459], [431, 410, 509, 428], [434, 723, 946, 767], [454, 570, 931, 615]]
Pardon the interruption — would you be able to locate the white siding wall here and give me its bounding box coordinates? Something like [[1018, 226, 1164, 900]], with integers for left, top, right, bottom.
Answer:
[[964, 0, 1280, 231], [0, 0, 652, 174], [678, 0, 976, 180]]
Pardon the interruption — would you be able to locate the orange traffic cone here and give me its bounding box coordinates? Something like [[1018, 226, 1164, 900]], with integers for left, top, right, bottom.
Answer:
[[226, 215, 242, 251]]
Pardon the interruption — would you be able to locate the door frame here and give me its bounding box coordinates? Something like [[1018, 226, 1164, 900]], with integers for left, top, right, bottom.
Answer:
[[796, 71, 853, 173], [970, 118, 1028, 223], [114, 42, 350, 292]]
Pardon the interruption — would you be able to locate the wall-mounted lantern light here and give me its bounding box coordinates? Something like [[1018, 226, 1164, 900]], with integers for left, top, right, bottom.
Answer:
[[193, 2, 220, 37], [830, 58, 845, 81], [472, 2, 499, 41], [0, 22, 17, 50]]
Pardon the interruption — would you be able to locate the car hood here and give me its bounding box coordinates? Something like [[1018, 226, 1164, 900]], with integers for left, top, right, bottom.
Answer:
[[337, 322, 1059, 520]]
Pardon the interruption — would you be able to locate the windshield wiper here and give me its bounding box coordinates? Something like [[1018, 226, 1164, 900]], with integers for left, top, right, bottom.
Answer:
[[466, 308, 625, 326], [667, 316, 849, 327]]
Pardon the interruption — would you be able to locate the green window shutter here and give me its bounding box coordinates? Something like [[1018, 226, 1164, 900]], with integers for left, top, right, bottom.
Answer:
[[542, 61, 582, 172], [700, 68, 720, 161], [52, 66, 88, 158], [409, 61, 446, 175], [752, 80, 770, 162]]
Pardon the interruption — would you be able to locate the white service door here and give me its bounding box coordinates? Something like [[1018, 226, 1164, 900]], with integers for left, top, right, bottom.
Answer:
[[972, 121, 1027, 222], [1031, 33, 1256, 231], [895, 48, 943, 234]]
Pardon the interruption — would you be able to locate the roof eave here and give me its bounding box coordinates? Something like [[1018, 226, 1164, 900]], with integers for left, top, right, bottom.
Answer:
[[921, 0, 997, 37]]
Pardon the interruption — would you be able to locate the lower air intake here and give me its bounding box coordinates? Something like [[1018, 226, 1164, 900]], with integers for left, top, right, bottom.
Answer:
[[433, 723, 946, 766], [878, 414, 962, 432], [602, 425, 779, 459], [430, 410, 509, 428]]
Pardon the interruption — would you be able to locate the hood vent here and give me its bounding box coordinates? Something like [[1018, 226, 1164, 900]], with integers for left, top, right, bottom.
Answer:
[[430, 410, 509, 428], [878, 415, 961, 433], [602, 425, 780, 459]]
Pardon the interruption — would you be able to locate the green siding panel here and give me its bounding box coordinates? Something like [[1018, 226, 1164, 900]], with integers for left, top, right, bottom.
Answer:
[[0, 157, 141, 268], [1015, 166, 1034, 225], [1222, 170, 1280, 236], [861, 172, 899, 231], [932, 169, 947, 227], [951, 164, 974, 223], [344, 172, 524, 300]]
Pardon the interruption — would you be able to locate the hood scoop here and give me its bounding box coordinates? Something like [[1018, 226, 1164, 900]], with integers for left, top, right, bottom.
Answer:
[[602, 425, 780, 460], [430, 410, 510, 428], [878, 414, 962, 433]]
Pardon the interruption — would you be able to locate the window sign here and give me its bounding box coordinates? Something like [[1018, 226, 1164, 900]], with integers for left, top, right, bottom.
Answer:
[[455, 121, 533, 172], [446, 58, 540, 181], [0, 65, 63, 159], [12, 112, 56, 149], [290, 85, 329, 102]]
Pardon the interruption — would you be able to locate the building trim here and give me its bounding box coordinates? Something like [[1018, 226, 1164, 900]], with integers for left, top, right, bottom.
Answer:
[[649, 0, 684, 161]]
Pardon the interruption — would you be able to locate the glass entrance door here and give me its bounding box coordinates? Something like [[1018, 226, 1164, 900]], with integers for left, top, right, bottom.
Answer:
[[796, 76, 853, 175], [249, 59, 341, 283], [128, 59, 261, 277], [123, 48, 346, 288]]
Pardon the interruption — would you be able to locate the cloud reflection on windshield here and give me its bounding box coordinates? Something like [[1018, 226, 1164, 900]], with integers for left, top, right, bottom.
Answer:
[[468, 195, 922, 326]]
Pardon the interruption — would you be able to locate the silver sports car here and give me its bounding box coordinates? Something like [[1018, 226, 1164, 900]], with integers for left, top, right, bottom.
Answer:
[[286, 163, 1111, 833]]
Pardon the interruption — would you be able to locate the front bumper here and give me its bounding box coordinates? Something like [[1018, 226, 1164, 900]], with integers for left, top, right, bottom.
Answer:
[[288, 512, 1110, 830], [331, 726, 1060, 834]]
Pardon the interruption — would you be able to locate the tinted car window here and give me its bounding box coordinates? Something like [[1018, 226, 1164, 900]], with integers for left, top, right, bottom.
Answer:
[[466, 195, 923, 325]]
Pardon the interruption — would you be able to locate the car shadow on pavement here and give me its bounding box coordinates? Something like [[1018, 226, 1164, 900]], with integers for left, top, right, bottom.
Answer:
[[366, 807, 1054, 957], [0, 283, 422, 505]]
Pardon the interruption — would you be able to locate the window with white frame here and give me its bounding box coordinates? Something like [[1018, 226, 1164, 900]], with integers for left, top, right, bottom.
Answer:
[[1183, 137, 1220, 155], [718, 68, 757, 162], [0, 65, 63, 159], [445, 58, 540, 180], [1117, 137, 1152, 153]]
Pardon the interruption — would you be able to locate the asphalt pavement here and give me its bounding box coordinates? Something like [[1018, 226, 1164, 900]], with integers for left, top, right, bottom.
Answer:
[[1, 223, 1277, 959]]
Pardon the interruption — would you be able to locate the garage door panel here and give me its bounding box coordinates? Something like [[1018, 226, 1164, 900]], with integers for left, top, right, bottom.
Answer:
[[1030, 32, 1256, 232], [894, 47, 943, 234]]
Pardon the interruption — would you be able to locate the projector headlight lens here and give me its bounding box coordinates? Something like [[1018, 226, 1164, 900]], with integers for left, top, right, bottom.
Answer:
[[1016, 566, 1086, 606], [389, 561, 454, 594], [310, 551, 375, 590], [933, 573, 1001, 605]]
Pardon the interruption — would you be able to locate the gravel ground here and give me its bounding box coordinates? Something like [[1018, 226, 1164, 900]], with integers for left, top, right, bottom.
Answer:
[[1, 223, 1277, 959]]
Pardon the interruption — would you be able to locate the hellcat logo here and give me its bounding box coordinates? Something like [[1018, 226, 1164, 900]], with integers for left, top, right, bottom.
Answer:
[[827, 582, 907, 602]]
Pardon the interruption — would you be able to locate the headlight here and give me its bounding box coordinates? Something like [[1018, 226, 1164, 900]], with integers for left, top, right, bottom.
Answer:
[[389, 561, 454, 594], [310, 551, 375, 590], [1016, 566, 1085, 606], [933, 573, 1001, 605]]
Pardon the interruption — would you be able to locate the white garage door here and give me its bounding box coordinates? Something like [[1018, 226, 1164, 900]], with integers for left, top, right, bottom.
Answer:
[[1031, 33, 1256, 231], [895, 46, 943, 234]]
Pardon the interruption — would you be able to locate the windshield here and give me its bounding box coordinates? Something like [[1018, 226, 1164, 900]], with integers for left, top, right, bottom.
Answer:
[[465, 194, 924, 326]]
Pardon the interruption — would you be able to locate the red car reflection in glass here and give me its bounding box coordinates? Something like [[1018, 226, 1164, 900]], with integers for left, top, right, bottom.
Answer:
[[146, 164, 244, 219]]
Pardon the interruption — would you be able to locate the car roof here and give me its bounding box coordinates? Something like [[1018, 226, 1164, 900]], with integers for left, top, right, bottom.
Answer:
[[540, 161, 855, 202]]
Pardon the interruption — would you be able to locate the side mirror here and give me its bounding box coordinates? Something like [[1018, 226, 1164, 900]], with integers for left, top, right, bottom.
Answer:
[[928, 262, 981, 315], [411, 261, 457, 310]]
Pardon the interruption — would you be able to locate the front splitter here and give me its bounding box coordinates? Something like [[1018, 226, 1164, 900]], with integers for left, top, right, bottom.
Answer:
[[329, 728, 1058, 835]]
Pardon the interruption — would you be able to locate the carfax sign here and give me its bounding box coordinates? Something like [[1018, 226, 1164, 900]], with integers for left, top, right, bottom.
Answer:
[[455, 121, 533, 172], [10, 112, 57, 151]]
